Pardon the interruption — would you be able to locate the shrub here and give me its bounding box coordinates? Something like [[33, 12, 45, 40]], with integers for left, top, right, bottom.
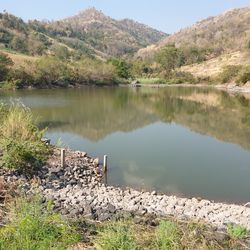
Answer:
[[0, 104, 49, 171], [0, 196, 80, 250], [95, 220, 138, 250], [167, 71, 197, 84], [227, 224, 250, 240], [155, 221, 181, 250], [0, 52, 13, 82], [236, 65, 250, 85], [217, 65, 242, 83]]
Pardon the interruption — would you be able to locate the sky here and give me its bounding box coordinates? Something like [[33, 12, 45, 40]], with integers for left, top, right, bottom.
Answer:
[[1, 0, 250, 33]]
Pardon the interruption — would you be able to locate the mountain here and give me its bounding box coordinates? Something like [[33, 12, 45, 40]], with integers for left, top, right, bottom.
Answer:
[[0, 8, 167, 58], [40, 8, 167, 57], [138, 6, 250, 58]]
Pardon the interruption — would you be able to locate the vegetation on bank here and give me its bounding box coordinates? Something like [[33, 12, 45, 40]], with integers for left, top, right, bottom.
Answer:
[[1, 8, 250, 88], [0, 104, 249, 249], [0, 196, 80, 250], [0, 103, 49, 171], [0, 193, 249, 250]]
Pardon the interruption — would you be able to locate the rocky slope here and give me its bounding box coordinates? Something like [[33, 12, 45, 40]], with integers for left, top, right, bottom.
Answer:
[[1, 148, 250, 230]]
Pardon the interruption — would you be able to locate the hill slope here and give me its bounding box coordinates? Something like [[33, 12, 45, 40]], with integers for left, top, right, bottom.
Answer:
[[138, 6, 250, 58], [0, 8, 167, 58], [41, 8, 167, 57]]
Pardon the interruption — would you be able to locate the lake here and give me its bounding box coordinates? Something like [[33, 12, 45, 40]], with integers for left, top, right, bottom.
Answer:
[[1, 86, 250, 204]]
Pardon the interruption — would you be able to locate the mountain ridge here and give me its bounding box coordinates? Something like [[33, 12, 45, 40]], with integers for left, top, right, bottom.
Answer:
[[138, 6, 250, 58], [0, 8, 167, 58]]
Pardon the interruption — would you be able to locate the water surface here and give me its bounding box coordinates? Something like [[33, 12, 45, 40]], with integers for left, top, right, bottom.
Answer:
[[1, 86, 250, 203]]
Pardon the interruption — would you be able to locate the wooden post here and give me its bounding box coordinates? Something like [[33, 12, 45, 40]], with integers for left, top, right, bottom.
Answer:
[[61, 149, 65, 168], [103, 155, 108, 172]]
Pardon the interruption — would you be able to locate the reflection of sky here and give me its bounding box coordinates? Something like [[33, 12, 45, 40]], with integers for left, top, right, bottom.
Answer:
[[47, 122, 250, 203], [2, 87, 250, 203]]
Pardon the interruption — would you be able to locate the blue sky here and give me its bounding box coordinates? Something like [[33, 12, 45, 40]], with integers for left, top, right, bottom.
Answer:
[[1, 0, 250, 33]]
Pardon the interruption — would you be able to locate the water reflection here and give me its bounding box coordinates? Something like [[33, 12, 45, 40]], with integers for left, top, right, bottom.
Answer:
[[1, 86, 250, 203]]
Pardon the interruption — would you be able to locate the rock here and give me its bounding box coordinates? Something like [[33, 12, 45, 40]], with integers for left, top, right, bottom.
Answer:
[[133, 216, 144, 224], [151, 191, 157, 196], [244, 202, 250, 208], [93, 158, 99, 166], [203, 230, 230, 242], [98, 213, 111, 221]]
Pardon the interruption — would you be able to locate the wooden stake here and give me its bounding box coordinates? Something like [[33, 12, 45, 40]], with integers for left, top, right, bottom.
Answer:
[[61, 149, 65, 168], [103, 155, 108, 172]]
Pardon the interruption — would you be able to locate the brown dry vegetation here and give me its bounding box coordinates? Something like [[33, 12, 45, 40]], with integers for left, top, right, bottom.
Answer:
[[181, 50, 250, 78], [138, 6, 250, 59]]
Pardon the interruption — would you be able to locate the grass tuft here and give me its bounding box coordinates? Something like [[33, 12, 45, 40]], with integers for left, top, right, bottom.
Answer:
[[0, 103, 49, 171], [155, 220, 181, 250], [227, 224, 250, 240], [0, 196, 80, 250], [95, 220, 139, 250]]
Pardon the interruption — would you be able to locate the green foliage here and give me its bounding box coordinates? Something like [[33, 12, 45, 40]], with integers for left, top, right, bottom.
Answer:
[[137, 78, 167, 84], [155, 44, 180, 74], [216, 64, 250, 85], [217, 65, 242, 83], [154, 45, 207, 77], [227, 224, 250, 240], [51, 44, 71, 60], [0, 104, 49, 171], [95, 220, 138, 250], [155, 221, 181, 250], [10, 36, 28, 53], [0, 196, 80, 250], [131, 59, 152, 77], [236, 65, 250, 84], [110, 58, 131, 79], [180, 46, 207, 65], [167, 71, 197, 84], [0, 52, 13, 81], [32, 56, 72, 86]]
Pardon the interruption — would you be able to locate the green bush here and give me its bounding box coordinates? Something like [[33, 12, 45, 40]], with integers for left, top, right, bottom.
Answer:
[[0, 52, 13, 82], [167, 71, 197, 84], [155, 221, 181, 250], [0, 196, 80, 250], [227, 224, 250, 240], [95, 220, 138, 250], [217, 65, 242, 83], [236, 65, 250, 85], [0, 104, 49, 171]]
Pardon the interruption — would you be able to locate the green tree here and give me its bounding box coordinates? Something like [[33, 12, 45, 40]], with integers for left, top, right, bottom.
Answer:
[[155, 44, 179, 74], [52, 44, 71, 60], [10, 36, 27, 53], [0, 53, 13, 81], [109, 58, 131, 79]]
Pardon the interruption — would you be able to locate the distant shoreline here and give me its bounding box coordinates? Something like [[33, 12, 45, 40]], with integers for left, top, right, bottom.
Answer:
[[125, 82, 250, 94], [1, 81, 250, 95]]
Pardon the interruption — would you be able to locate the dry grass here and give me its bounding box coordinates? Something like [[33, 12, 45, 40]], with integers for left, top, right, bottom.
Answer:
[[181, 50, 250, 78], [0, 49, 38, 67], [0, 178, 17, 224]]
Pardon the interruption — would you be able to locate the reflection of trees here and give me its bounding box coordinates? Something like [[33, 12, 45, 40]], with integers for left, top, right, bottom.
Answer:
[[152, 88, 250, 151], [13, 86, 250, 151]]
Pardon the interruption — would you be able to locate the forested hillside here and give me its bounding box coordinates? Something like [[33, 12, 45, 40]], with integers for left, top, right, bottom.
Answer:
[[0, 8, 167, 58]]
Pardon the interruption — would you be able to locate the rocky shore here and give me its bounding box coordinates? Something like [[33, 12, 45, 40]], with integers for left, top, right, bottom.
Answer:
[[1, 148, 250, 230]]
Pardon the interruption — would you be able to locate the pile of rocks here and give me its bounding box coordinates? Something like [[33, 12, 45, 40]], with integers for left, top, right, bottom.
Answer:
[[1, 148, 250, 229]]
